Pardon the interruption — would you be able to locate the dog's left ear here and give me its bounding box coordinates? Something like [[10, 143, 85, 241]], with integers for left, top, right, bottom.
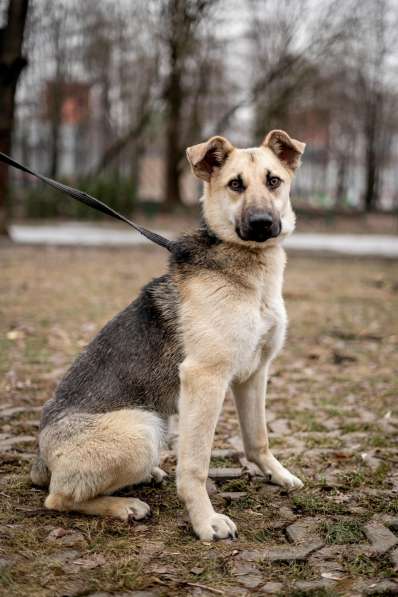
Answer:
[[186, 136, 234, 182], [263, 130, 305, 172]]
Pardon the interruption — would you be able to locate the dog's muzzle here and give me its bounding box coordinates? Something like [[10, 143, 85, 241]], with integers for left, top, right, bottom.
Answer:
[[236, 210, 281, 243]]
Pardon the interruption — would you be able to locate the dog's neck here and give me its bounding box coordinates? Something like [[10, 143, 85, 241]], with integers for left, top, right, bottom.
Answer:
[[198, 217, 223, 247]]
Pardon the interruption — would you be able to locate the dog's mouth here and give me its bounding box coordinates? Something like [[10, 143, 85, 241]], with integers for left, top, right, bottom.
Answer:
[[235, 218, 282, 243]]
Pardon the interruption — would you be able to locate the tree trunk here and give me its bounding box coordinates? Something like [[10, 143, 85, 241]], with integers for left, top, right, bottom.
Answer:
[[164, 47, 183, 207], [363, 100, 380, 212], [0, 0, 29, 235], [335, 156, 348, 205], [364, 145, 379, 212], [49, 20, 63, 179]]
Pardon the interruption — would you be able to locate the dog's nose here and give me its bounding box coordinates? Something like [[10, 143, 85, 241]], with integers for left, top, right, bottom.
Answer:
[[247, 211, 273, 241], [248, 212, 273, 231]]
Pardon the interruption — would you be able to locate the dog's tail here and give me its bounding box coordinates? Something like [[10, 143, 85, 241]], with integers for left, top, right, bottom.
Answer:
[[30, 455, 51, 487]]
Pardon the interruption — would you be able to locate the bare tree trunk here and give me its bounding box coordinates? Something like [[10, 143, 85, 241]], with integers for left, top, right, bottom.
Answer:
[[162, 0, 213, 208], [335, 157, 348, 205], [99, 72, 113, 164], [364, 148, 379, 212], [164, 61, 183, 207], [0, 0, 29, 235], [49, 19, 63, 179], [363, 102, 380, 212]]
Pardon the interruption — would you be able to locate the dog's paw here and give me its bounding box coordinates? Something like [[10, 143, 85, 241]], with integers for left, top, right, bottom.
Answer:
[[112, 498, 151, 522], [151, 466, 168, 484], [271, 468, 304, 491], [194, 512, 238, 541]]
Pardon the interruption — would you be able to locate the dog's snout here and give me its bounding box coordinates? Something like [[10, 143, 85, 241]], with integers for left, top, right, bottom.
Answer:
[[236, 209, 281, 243]]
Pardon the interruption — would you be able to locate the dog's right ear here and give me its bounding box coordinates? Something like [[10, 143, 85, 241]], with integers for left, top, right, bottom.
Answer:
[[186, 136, 234, 182]]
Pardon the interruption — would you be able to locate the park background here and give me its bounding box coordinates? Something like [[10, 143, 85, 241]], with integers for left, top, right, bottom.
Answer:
[[0, 1, 398, 596]]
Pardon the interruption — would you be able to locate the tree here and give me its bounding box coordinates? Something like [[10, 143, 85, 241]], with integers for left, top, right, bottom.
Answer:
[[160, 0, 220, 207], [84, 2, 161, 179], [352, 0, 398, 211], [248, 0, 353, 143], [0, 0, 29, 235]]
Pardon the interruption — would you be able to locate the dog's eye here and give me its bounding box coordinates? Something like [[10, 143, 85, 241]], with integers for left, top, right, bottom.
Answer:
[[267, 175, 281, 189], [228, 178, 245, 193]]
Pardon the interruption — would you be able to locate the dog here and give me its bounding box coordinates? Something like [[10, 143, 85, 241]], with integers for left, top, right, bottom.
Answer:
[[31, 129, 305, 541]]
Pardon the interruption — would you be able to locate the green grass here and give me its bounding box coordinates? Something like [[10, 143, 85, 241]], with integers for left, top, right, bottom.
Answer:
[[220, 478, 248, 492], [305, 435, 343, 449], [344, 554, 394, 578], [260, 560, 316, 582], [252, 527, 284, 543], [292, 495, 349, 516], [338, 470, 366, 489], [320, 520, 365, 544], [338, 462, 391, 490], [368, 434, 391, 448], [210, 457, 236, 467], [292, 411, 328, 433], [282, 589, 336, 597], [341, 422, 377, 434], [358, 494, 398, 515]]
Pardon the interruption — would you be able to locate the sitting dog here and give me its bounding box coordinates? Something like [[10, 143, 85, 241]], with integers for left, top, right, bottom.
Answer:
[[31, 129, 305, 541]]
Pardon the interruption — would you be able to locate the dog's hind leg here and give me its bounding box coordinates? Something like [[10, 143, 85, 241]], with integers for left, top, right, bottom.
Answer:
[[31, 455, 51, 488], [41, 408, 164, 520], [45, 493, 150, 521]]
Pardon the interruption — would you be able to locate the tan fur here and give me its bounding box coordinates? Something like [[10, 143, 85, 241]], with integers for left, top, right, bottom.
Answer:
[[41, 409, 164, 519]]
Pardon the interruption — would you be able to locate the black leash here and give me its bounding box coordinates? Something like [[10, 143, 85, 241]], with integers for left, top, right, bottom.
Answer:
[[0, 152, 174, 251]]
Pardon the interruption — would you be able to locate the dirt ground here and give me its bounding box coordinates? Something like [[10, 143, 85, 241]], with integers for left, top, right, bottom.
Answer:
[[0, 244, 397, 597]]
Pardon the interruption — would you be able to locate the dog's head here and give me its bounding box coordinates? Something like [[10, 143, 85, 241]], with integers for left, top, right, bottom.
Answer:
[[186, 130, 305, 247]]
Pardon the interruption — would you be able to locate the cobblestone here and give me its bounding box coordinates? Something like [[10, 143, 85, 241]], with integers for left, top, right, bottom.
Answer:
[[364, 521, 398, 554]]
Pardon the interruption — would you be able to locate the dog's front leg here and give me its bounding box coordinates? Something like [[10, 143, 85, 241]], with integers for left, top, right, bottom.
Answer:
[[233, 363, 303, 490], [177, 359, 237, 541]]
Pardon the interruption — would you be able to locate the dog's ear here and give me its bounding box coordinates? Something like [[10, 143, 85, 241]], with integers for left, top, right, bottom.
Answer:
[[186, 136, 234, 182], [263, 130, 305, 172]]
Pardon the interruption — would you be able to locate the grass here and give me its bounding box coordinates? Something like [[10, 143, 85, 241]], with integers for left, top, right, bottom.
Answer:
[[0, 246, 397, 596], [320, 520, 365, 544], [344, 554, 395, 578], [219, 478, 248, 492], [291, 411, 329, 433], [283, 590, 336, 597], [338, 462, 391, 491], [358, 495, 398, 515], [210, 457, 237, 467], [251, 526, 286, 544], [260, 560, 317, 582], [292, 495, 349, 516]]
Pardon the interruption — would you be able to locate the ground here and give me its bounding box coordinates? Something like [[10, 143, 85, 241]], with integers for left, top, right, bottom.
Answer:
[[0, 244, 397, 597]]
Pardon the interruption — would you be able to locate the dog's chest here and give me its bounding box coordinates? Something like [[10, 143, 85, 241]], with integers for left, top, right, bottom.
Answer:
[[232, 280, 286, 382]]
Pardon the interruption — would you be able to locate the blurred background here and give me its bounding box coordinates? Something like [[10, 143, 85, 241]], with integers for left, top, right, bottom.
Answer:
[[1, 0, 398, 236]]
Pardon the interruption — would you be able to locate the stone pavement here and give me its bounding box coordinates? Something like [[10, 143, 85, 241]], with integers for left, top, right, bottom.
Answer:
[[2, 401, 398, 596]]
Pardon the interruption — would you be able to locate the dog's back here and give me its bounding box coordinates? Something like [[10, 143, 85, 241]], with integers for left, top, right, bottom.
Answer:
[[41, 273, 182, 431]]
